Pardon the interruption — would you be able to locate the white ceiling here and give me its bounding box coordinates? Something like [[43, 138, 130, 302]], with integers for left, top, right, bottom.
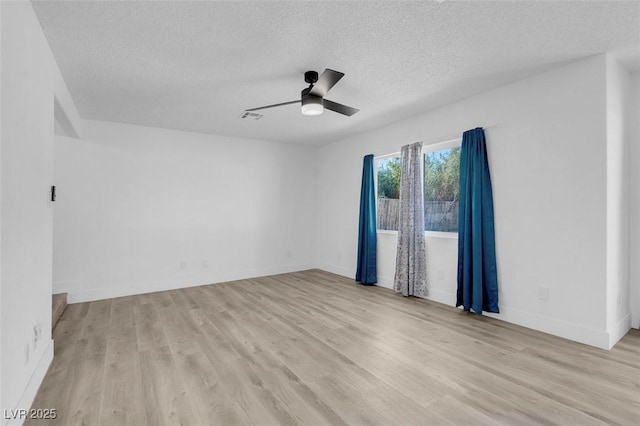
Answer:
[[33, 0, 640, 146]]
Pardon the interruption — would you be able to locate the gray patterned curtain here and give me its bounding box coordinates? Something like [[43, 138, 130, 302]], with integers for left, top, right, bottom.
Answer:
[[394, 142, 427, 297]]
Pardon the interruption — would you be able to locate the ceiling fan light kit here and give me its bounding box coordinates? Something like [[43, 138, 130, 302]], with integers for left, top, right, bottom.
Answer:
[[301, 91, 323, 116], [245, 68, 359, 117]]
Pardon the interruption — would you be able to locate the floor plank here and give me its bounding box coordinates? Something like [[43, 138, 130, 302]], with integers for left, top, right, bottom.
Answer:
[[28, 270, 640, 425]]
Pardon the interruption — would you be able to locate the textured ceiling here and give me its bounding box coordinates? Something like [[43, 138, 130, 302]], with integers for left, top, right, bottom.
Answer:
[[33, 0, 640, 146]]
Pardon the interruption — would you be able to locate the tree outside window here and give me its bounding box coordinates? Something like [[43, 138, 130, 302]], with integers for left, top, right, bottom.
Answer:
[[424, 147, 460, 232], [377, 156, 401, 230]]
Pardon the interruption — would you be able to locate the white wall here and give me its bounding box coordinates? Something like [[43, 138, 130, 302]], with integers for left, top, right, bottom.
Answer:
[[1, 1, 60, 422], [630, 72, 640, 329], [317, 55, 613, 348], [0, 0, 3, 415], [605, 55, 632, 346], [53, 120, 316, 302]]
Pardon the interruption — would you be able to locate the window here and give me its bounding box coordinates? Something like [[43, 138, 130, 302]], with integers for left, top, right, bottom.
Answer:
[[376, 140, 461, 234], [376, 155, 401, 231], [424, 145, 460, 232]]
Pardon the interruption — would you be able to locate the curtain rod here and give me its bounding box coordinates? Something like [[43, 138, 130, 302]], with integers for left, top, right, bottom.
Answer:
[[372, 124, 500, 159], [480, 123, 499, 133], [424, 123, 499, 147]]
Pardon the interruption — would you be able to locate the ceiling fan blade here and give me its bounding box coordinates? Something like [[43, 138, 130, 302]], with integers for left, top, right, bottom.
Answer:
[[245, 100, 300, 112], [323, 99, 359, 116], [309, 69, 344, 97]]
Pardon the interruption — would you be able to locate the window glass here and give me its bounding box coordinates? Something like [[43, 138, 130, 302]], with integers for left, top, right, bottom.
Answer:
[[424, 147, 460, 232], [376, 156, 400, 231]]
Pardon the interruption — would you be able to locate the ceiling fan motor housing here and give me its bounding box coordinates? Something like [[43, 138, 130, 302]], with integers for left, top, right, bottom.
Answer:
[[304, 70, 319, 84]]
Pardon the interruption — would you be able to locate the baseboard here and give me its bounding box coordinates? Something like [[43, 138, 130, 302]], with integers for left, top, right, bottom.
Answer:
[[315, 262, 401, 288], [315, 262, 355, 281], [422, 287, 456, 305], [375, 278, 393, 290], [483, 306, 610, 349], [608, 313, 631, 349], [65, 263, 315, 303], [414, 286, 611, 349], [4, 340, 54, 426], [375, 271, 394, 289], [429, 289, 611, 349], [316, 267, 612, 349], [52, 280, 79, 296], [316, 265, 455, 306]]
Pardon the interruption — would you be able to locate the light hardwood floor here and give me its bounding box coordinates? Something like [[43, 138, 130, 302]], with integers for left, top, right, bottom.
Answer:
[[29, 270, 640, 425]]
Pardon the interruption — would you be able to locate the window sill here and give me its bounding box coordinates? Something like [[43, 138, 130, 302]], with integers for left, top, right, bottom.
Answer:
[[377, 230, 458, 239], [426, 231, 458, 239]]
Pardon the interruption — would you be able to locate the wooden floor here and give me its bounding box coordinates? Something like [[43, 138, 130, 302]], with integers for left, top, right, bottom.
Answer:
[[29, 270, 640, 425]]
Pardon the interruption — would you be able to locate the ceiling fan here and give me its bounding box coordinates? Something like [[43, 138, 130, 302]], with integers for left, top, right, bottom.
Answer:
[[245, 69, 359, 117]]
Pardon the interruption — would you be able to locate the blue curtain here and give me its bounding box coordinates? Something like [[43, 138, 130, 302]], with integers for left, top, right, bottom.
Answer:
[[456, 128, 499, 314], [356, 154, 377, 285]]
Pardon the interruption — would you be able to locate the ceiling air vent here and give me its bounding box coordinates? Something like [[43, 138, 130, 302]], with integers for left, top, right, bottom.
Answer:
[[239, 111, 264, 120]]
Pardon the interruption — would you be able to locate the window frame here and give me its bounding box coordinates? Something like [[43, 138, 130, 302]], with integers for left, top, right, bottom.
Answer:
[[374, 137, 462, 238]]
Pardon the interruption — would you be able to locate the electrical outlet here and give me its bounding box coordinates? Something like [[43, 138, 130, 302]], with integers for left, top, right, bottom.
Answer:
[[437, 270, 445, 280], [33, 325, 38, 349], [202, 259, 208, 268], [25, 343, 30, 365], [180, 260, 187, 270], [32, 322, 43, 350]]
